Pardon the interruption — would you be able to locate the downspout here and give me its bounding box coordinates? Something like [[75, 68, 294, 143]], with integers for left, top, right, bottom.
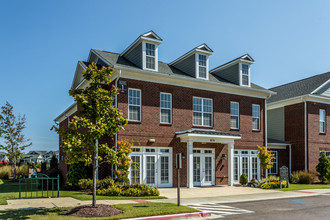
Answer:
[[265, 94, 271, 179], [289, 144, 292, 175], [304, 100, 308, 171], [112, 69, 121, 179]]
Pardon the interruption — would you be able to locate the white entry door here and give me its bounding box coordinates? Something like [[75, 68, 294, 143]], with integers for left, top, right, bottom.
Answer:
[[129, 147, 172, 188], [193, 149, 215, 186]]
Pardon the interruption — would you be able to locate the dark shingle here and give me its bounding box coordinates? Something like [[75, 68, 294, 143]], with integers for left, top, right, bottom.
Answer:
[[92, 49, 270, 93], [268, 72, 330, 103]]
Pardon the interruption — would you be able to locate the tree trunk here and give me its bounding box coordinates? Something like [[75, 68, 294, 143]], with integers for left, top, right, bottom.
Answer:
[[92, 152, 97, 207]]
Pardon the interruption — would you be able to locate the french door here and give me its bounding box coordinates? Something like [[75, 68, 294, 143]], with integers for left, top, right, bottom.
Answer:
[[233, 150, 260, 184], [129, 147, 172, 188], [193, 149, 215, 186]]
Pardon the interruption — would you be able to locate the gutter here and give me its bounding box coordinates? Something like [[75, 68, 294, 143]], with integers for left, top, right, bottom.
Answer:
[[112, 69, 121, 179], [265, 93, 272, 179], [304, 99, 308, 171]]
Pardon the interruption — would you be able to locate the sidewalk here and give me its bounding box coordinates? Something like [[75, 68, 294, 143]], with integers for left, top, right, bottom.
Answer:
[[153, 186, 330, 205], [1, 187, 330, 211]]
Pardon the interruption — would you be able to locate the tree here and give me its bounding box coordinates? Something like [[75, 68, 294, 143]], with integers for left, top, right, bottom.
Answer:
[[257, 145, 275, 178], [0, 102, 32, 179], [49, 154, 58, 170], [316, 152, 330, 183], [54, 63, 129, 207]]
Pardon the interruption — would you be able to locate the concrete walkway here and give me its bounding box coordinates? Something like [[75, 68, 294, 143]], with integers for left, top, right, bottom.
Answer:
[[1, 186, 330, 211]]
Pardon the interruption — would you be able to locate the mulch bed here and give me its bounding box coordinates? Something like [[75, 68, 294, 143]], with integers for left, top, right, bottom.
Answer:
[[65, 204, 123, 217]]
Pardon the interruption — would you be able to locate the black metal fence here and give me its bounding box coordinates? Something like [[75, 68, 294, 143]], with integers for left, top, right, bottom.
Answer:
[[19, 174, 60, 199]]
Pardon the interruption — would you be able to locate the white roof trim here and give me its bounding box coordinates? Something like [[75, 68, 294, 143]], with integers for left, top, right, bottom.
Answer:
[[54, 102, 77, 123], [177, 132, 241, 144], [169, 44, 213, 65], [71, 61, 87, 89], [210, 56, 254, 73], [114, 66, 273, 99], [121, 31, 162, 56], [268, 94, 330, 110], [311, 78, 330, 94]]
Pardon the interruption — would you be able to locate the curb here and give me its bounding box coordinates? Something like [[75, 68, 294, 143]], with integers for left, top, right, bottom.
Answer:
[[126, 212, 210, 220]]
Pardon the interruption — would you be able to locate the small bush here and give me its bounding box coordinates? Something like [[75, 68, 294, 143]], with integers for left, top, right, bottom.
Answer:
[[239, 173, 248, 185], [291, 171, 314, 184], [66, 163, 87, 187], [96, 183, 159, 197], [17, 165, 29, 178], [0, 166, 11, 179], [78, 179, 93, 190], [316, 152, 330, 183], [98, 177, 115, 189], [0, 179, 3, 184], [261, 182, 270, 189], [268, 175, 279, 182]]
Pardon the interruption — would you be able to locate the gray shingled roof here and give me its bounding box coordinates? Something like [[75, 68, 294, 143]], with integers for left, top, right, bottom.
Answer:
[[93, 49, 270, 93], [176, 128, 241, 137], [268, 72, 330, 103]]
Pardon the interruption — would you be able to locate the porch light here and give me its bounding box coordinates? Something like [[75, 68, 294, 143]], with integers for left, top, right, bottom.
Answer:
[[181, 153, 186, 159], [221, 154, 227, 160], [148, 139, 156, 143]]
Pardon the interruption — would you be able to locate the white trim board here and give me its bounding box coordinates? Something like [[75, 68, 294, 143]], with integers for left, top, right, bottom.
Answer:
[[268, 94, 330, 110]]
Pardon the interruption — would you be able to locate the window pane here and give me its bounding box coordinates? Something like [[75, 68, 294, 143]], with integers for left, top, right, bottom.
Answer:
[[199, 66, 207, 78], [193, 112, 202, 125], [146, 43, 155, 56], [320, 109, 326, 133], [242, 64, 249, 75], [203, 113, 212, 126], [193, 97, 212, 126], [252, 105, 260, 130], [161, 109, 171, 123], [131, 156, 140, 183], [230, 102, 239, 129], [146, 56, 155, 69], [193, 98, 202, 112], [129, 106, 140, 121], [242, 75, 249, 85], [199, 54, 206, 66]]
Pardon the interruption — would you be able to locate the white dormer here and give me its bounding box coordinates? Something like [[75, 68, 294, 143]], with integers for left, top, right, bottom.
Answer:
[[170, 43, 213, 80], [121, 31, 162, 72]]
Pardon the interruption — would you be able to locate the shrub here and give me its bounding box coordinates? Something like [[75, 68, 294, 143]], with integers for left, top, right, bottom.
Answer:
[[261, 182, 270, 189], [316, 152, 330, 183], [98, 177, 115, 189], [78, 179, 93, 190], [49, 155, 58, 170], [0, 179, 3, 184], [17, 165, 29, 178], [66, 163, 87, 187], [96, 183, 159, 197], [281, 181, 288, 188], [239, 173, 248, 185], [291, 170, 314, 184], [0, 166, 11, 179], [268, 175, 279, 182]]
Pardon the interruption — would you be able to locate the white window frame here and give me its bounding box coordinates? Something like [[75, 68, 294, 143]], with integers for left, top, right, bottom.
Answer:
[[142, 41, 158, 71], [320, 109, 326, 133], [230, 101, 239, 129], [193, 97, 213, 127], [128, 88, 142, 122], [195, 53, 209, 80], [252, 104, 260, 131], [239, 63, 251, 87], [160, 92, 172, 124], [268, 151, 278, 175]]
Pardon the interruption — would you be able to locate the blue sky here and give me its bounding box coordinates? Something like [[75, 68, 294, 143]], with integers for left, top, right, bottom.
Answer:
[[1, 0, 330, 151]]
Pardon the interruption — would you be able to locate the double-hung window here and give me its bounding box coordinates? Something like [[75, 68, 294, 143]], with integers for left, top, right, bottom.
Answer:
[[241, 63, 250, 86], [268, 151, 278, 174], [252, 104, 260, 130], [145, 43, 156, 70], [193, 97, 212, 126], [198, 54, 207, 79], [128, 88, 141, 121], [320, 109, 326, 133], [230, 102, 239, 129], [160, 92, 172, 124]]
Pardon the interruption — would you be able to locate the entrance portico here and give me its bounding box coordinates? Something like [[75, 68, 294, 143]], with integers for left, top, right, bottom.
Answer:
[[176, 128, 241, 188]]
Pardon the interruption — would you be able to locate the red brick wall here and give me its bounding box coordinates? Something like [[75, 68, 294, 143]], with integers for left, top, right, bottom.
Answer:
[[285, 103, 305, 171], [117, 78, 265, 148], [307, 102, 330, 172], [59, 118, 69, 183]]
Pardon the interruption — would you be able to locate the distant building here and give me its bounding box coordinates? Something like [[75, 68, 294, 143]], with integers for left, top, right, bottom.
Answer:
[[20, 150, 59, 164]]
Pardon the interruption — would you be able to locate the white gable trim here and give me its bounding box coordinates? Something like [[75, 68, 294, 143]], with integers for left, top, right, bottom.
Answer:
[[54, 102, 77, 123], [311, 78, 330, 94], [268, 94, 330, 110], [210, 55, 254, 73], [169, 44, 213, 66]]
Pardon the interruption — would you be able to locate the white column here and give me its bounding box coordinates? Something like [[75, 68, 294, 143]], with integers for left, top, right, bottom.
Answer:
[[187, 141, 194, 188], [228, 143, 234, 186]]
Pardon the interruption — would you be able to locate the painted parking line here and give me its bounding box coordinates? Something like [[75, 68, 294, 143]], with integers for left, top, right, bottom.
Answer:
[[187, 203, 254, 216]]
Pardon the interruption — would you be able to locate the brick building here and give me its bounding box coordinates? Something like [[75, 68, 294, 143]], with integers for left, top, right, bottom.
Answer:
[[267, 72, 330, 175], [55, 31, 274, 187]]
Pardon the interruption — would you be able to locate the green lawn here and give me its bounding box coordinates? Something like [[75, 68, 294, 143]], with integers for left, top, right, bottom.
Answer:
[[0, 203, 198, 220], [274, 183, 330, 191], [0, 180, 165, 205]]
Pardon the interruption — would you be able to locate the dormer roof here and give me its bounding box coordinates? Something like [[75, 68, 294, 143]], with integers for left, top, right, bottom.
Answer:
[[169, 43, 213, 66], [121, 30, 163, 56], [210, 54, 254, 73]]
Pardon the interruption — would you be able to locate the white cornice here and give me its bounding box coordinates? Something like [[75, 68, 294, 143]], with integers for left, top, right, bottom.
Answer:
[[115, 67, 273, 99], [169, 44, 213, 66], [210, 58, 254, 73], [311, 78, 330, 94], [54, 102, 77, 123], [268, 94, 330, 110]]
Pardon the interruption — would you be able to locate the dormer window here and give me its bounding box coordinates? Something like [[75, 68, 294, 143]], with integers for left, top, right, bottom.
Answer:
[[240, 63, 250, 86], [196, 54, 209, 80], [143, 42, 158, 71]]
